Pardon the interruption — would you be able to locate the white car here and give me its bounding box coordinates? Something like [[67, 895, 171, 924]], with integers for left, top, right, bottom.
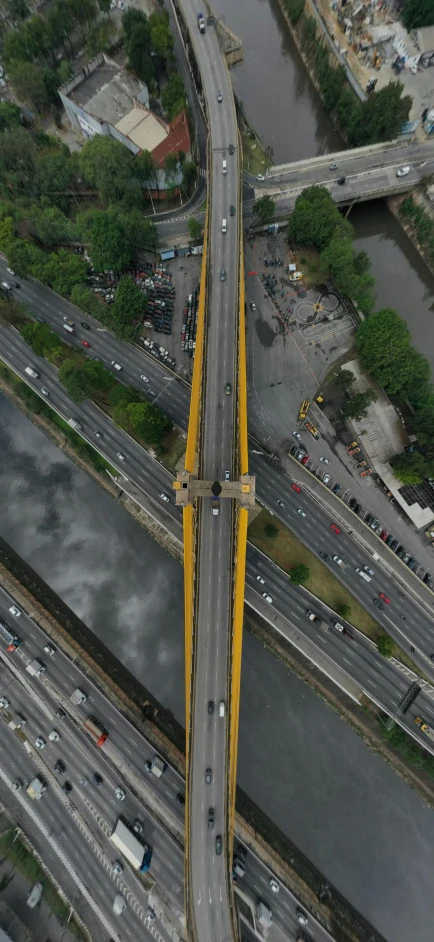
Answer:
[[297, 909, 308, 925], [41, 388, 49, 397], [35, 737, 46, 749], [6, 268, 15, 276], [276, 499, 285, 508], [333, 621, 344, 632], [293, 431, 302, 441], [323, 473, 330, 484], [133, 820, 143, 834], [256, 174, 265, 182], [262, 593, 273, 603], [44, 643, 56, 656], [396, 165, 410, 177], [8, 605, 21, 617], [115, 787, 126, 800], [217, 90, 223, 103], [0, 697, 10, 709], [363, 565, 375, 576], [113, 860, 124, 875], [297, 508, 306, 517], [94, 430, 102, 438], [160, 492, 170, 502], [116, 453, 126, 462], [140, 374, 149, 383], [319, 457, 330, 464], [250, 302, 256, 311], [270, 877, 279, 893], [256, 575, 265, 584], [48, 729, 60, 741]]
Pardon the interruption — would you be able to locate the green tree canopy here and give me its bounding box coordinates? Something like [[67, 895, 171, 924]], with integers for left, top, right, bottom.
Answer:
[[149, 10, 173, 60], [336, 369, 355, 391], [188, 217, 202, 242], [349, 82, 411, 147], [27, 205, 75, 244], [377, 634, 394, 658], [109, 275, 146, 339], [337, 603, 351, 619], [108, 384, 141, 407], [264, 522, 278, 538], [58, 360, 93, 402], [0, 102, 22, 131], [253, 195, 275, 224], [289, 563, 310, 585], [77, 209, 133, 272], [182, 161, 197, 190], [402, 0, 434, 30], [341, 389, 377, 420], [320, 231, 375, 314], [288, 186, 352, 251], [126, 401, 170, 444], [357, 306, 430, 400], [390, 451, 430, 485], [162, 73, 185, 119], [21, 322, 60, 357], [8, 61, 49, 111], [79, 136, 134, 205]]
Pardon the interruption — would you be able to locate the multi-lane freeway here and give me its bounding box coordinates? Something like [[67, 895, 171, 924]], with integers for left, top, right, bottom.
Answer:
[[0, 586, 335, 942]]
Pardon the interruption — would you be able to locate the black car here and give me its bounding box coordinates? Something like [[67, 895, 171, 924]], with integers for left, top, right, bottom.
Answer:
[[385, 534, 394, 546], [349, 497, 356, 509], [54, 760, 65, 774], [337, 176, 346, 185], [62, 781, 72, 793], [93, 773, 103, 786], [354, 503, 361, 514], [390, 539, 398, 551], [229, 144, 234, 155], [55, 708, 66, 720], [81, 322, 91, 330], [332, 482, 341, 494], [364, 513, 373, 525], [208, 700, 214, 714], [373, 598, 384, 610], [319, 551, 329, 561], [396, 546, 406, 558], [423, 572, 432, 584], [215, 835, 222, 855], [176, 792, 185, 805], [208, 807, 215, 829]]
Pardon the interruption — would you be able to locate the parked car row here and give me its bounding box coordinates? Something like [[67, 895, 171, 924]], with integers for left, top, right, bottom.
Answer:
[[181, 285, 200, 358]]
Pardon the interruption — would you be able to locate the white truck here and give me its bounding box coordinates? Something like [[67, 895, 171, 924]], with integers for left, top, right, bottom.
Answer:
[[26, 659, 45, 677], [113, 894, 126, 915], [145, 755, 165, 778], [67, 418, 82, 431], [110, 819, 152, 872], [26, 776, 47, 800], [25, 366, 39, 379], [256, 900, 272, 930], [70, 688, 86, 705], [27, 882, 43, 909]]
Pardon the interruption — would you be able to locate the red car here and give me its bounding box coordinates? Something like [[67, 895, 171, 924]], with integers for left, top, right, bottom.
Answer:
[[291, 483, 301, 493], [330, 524, 341, 534], [380, 530, 388, 541], [301, 455, 309, 465], [379, 592, 390, 604], [81, 340, 90, 348]]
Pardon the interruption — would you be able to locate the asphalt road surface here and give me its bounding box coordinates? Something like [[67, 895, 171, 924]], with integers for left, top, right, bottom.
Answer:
[[176, 3, 240, 941], [0, 587, 335, 942]]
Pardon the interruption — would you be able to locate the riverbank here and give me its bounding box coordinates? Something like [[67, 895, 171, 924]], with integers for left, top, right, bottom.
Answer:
[[387, 190, 434, 280]]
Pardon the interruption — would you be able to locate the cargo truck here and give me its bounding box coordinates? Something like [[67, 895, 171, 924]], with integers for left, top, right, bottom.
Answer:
[[145, 755, 165, 778], [298, 399, 309, 421], [83, 717, 108, 747], [197, 11, 205, 32], [415, 716, 434, 741], [8, 712, 26, 730], [67, 418, 82, 431], [26, 659, 45, 677], [0, 620, 22, 651], [304, 420, 320, 439], [212, 496, 220, 516], [306, 610, 328, 632], [256, 901, 272, 929], [26, 776, 47, 800], [70, 688, 86, 705], [110, 818, 152, 872]]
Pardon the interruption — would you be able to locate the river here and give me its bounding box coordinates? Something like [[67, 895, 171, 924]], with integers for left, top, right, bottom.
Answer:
[[2, 396, 434, 942], [214, 0, 434, 368]]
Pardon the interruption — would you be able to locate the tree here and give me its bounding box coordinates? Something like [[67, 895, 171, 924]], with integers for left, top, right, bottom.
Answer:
[[349, 82, 411, 147], [127, 401, 170, 444], [122, 7, 150, 41], [162, 73, 185, 119], [340, 389, 377, 420], [126, 25, 155, 85], [252, 195, 275, 224], [7, 0, 30, 23], [320, 231, 375, 314], [402, 0, 434, 30], [79, 136, 134, 205], [149, 10, 173, 60], [0, 217, 15, 254], [109, 276, 146, 338], [357, 306, 430, 400], [390, 452, 429, 485], [188, 217, 202, 242], [165, 152, 178, 188], [0, 102, 22, 131], [288, 185, 352, 251], [289, 564, 310, 585], [98, 0, 111, 13], [77, 209, 133, 272], [3, 28, 31, 66], [338, 603, 351, 619], [108, 384, 141, 407], [8, 61, 49, 111], [48, 1, 74, 58], [264, 522, 278, 538], [23, 14, 53, 62], [21, 322, 60, 357], [83, 359, 116, 395], [377, 634, 394, 658], [182, 161, 197, 190], [58, 360, 92, 402], [336, 369, 355, 391], [28, 205, 75, 244]]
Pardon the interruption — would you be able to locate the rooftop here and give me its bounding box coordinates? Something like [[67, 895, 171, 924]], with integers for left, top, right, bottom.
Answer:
[[71, 60, 145, 129], [116, 107, 166, 152]]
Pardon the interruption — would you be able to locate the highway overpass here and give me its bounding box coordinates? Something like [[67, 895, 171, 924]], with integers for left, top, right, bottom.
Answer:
[[172, 4, 253, 941]]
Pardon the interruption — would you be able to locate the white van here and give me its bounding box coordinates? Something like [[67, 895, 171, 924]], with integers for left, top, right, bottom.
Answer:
[[25, 366, 39, 379], [63, 323, 74, 334], [219, 700, 225, 717], [111, 361, 122, 371], [222, 160, 227, 175], [222, 219, 227, 234], [356, 567, 371, 582]]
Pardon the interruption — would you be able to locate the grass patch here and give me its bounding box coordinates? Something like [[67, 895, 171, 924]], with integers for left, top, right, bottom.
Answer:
[[0, 830, 86, 940], [156, 426, 186, 471], [241, 129, 268, 176], [378, 717, 434, 778], [248, 509, 421, 671]]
